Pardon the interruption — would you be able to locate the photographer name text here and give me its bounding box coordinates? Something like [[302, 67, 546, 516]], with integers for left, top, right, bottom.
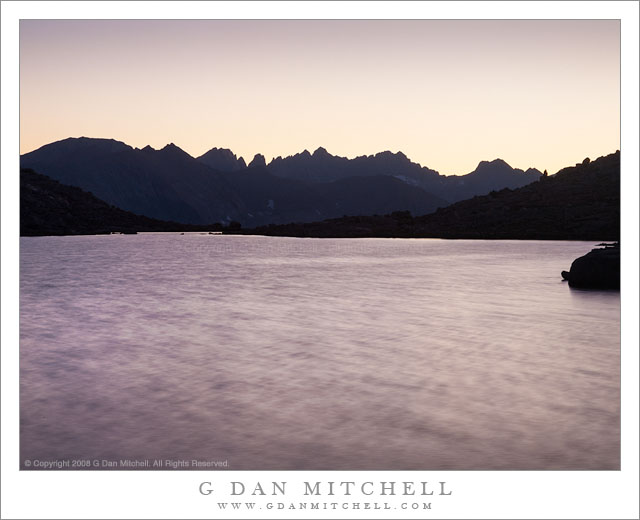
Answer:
[[199, 480, 452, 497]]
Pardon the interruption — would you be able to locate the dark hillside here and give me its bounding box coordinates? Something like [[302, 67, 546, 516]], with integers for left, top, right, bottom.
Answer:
[[20, 169, 212, 236], [411, 151, 620, 239], [236, 151, 619, 240], [21, 138, 244, 224]]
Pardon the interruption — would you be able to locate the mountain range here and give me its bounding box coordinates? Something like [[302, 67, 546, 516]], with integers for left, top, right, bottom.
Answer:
[[20, 150, 619, 240], [21, 137, 542, 226], [243, 151, 620, 240], [264, 147, 541, 203]]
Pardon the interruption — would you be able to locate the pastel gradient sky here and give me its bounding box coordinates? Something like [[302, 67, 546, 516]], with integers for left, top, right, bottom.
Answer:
[[20, 19, 619, 175]]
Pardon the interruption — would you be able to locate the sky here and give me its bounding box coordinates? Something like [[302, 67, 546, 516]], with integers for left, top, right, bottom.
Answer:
[[20, 19, 620, 175]]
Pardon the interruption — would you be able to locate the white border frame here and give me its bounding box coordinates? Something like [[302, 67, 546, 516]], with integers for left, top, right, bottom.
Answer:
[[2, 3, 638, 519]]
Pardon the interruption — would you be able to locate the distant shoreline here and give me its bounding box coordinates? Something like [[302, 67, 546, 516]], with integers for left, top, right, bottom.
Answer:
[[20, 231, 614, 242]]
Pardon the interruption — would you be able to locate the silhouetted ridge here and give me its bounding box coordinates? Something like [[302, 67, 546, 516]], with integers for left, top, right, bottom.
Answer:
[[264, 147, 539, 201], [235, 151, 619, 240], [21, 139, 243, 224], [20, 168, 214, 236], [474, 159, 511, 174], [197, 147, 246, 172], [248, 153, 267, 168], [160, 142, 192, 158], [374, 150, 409, 161], [28, 137, 132, 157], [22, 137, 546, 229]]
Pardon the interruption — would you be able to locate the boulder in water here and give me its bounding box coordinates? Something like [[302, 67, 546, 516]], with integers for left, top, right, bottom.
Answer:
[[561, 243, 619, 289]]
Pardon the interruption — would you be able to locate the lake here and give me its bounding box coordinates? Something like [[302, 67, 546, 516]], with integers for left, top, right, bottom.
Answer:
[[20, 235, 620, 470]]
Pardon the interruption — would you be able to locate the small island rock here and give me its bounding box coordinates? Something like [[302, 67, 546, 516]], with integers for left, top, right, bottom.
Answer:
[[561, 243, 619, 289]]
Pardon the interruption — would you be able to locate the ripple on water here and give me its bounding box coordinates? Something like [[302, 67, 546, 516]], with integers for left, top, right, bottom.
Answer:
[[20, 236, 620, 469]]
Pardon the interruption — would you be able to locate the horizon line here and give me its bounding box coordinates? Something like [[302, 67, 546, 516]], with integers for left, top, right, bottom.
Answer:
[[21, 134, 617, 177]]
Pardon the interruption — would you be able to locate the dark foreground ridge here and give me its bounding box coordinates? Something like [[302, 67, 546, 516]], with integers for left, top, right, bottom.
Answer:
[[233, 151, 620, 240], [20, 169, 227, 236], [561, 243, 620, 290]]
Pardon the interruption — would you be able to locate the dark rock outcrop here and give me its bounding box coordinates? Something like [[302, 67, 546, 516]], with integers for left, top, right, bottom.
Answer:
[[561, 243, 620, 289]]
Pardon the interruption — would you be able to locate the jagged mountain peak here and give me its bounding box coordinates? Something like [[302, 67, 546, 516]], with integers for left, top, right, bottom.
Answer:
[[374, 150, 409, 161], [157, 143, 194, 160], [469, 158, 531, 180], [197, 147, 247, 171], [248, 153, 267, 169], [200, 146, 236, 157], [476, 158, 510, 169]]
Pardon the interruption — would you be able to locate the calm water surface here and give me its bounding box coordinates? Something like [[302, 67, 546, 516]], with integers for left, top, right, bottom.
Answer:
[[20, 235, 620, 469]]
